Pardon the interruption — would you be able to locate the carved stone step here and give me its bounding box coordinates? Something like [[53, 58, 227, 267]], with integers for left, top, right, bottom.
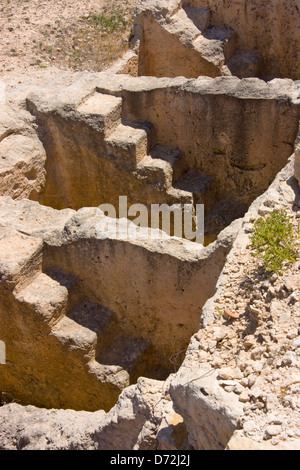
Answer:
[[15, 272, 71, 326], [97, 335, 150, 383], [0, 231, 43, 292], [150, 144, 186, 183], [105, 123, 149, 167], [76, 92, 122, 137], [136, 145, 186, 191], [51, 316, 97, 362], [44, 268, 79, 312], [67, 299, 117, 357], [123, 119, 155, 151], [135, 155, 173, 190]]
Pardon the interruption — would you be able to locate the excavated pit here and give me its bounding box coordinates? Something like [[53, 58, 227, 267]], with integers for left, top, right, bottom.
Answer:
[[27, 73, 300, 246], [0, 0, 300, 417], [129, 0, 300, 80], [0, 72, 295, 414]]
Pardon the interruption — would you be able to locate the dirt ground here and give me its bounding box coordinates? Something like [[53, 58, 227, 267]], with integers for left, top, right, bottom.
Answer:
[[0, 0, 137, 87]]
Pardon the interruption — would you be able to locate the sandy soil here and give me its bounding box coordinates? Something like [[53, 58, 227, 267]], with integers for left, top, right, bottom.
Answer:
[[0, 0, 137, 88]]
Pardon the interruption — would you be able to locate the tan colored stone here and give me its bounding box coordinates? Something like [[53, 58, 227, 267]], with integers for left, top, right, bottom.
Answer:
[[181, 0, 300, 79]]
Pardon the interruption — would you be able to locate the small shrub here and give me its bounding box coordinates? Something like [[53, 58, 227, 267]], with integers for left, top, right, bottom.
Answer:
[[91, 11, 127, 33], [250, 209, 298, 275]]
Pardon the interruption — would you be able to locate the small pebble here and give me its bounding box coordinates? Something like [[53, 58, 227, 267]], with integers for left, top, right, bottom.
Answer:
[[264, 425, 282, 439], [239, 390, 250, 403]]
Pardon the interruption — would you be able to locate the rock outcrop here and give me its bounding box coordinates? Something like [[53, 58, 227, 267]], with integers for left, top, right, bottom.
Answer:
[[0, 378, 173, 450], [0, 104, 46, 201]]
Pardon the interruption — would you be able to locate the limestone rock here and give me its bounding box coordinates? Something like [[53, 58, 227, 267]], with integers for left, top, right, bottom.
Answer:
[[227, 431, 300, 450], [294, 132, 300, 185], [156, 402, 190, 450], [169, 366, 243, 450], [0, 378, 168, 450], [0, 104, 46, 201]]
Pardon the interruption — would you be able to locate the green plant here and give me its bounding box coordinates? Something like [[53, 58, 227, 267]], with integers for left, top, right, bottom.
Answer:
[[215, 306, 223, 316], [250, 209, 298, 275], [91, 10, 127, 33]]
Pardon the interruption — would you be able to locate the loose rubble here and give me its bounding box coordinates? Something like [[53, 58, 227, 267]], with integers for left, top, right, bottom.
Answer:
[[181, 165, 300, 449]]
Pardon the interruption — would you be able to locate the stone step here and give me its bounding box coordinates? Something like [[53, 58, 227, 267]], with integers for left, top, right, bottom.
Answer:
[[87, 359, 131, 392], [76, 92, 122, 137], [135, 155, 172, 191], [166, 185, 194, 204], [51, 315, 97, 362], [97, 335, 150, 383], [105, 123, 149, 167], [173, 171, 215, 208], [67, 299, 117, 357], [123, 119, 155, 151], [135, 145, 186, 191], [15, 271, 73, 327], [150, 145, 186, 183], [0, 231, 43, 292], [43, 268, 80, 312]]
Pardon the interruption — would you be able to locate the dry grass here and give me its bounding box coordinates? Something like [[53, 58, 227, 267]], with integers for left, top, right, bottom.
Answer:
[[0, 0, 137, 76], [34, 5, 135, 72]]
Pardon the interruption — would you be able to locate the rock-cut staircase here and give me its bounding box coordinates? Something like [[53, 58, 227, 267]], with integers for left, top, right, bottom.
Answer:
[[76, 90, 216, 227], [2, 230, 151, 411]]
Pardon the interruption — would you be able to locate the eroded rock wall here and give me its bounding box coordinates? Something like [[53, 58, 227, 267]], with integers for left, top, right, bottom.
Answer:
[[25, 73, 300, 219], [0, 104, 46, 201], [182, 0, 300, 79], [0, 196, 238, 411], [100, 75, 300, 207]]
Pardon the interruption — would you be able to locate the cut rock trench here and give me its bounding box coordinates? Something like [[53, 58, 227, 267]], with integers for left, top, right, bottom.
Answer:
[[0, 70, 299, 415], [0, 0, 300, 450], [26, 73, 299, 245]]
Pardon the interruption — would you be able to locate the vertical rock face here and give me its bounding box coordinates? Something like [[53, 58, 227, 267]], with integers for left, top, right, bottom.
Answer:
[[169, 366, 243, 450], [0, 104, 46, 201], [0, 340, 5, 364], [137, 0, 300, 79], [294, 129, 300, 185]]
